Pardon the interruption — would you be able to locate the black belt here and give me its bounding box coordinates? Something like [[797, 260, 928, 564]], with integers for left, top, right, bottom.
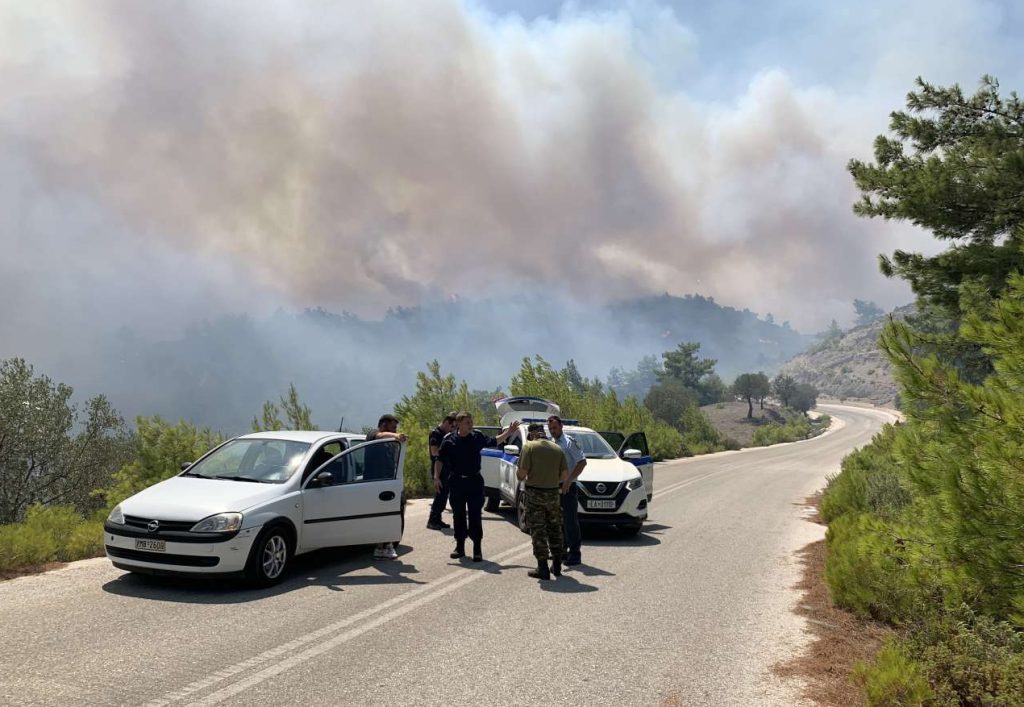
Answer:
[[452, 472, 482, 479], [525, 485, 559, 491]]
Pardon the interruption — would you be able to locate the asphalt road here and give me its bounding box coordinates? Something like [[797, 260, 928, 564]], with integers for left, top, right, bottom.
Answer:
[[0, 404, 897, 707]]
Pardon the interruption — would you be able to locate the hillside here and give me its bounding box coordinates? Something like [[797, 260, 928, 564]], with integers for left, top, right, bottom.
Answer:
[[776, 305, 914, 407], [38, 293, 812, 434]]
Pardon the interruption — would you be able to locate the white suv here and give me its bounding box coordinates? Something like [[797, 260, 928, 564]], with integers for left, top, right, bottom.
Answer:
[[104, 431, 404, 585], [480, 397, 654, 535]]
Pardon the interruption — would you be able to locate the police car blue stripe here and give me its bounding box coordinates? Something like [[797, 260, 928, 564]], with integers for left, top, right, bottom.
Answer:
[[628, 456, 653, 466]]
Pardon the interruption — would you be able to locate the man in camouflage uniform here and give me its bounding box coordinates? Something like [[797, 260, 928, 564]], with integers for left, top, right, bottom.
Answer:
[[516, 423, 568, 580]]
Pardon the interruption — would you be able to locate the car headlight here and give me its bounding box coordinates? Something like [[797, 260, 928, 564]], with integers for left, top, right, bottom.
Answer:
[[190, 512, 243, 533], [626, 476, 644, 491], [107, 505, 125, 525]]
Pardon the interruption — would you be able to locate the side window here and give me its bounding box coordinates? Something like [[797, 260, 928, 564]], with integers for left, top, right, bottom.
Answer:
[[309, 440, 400, 487], [303, 441, 345, 481]]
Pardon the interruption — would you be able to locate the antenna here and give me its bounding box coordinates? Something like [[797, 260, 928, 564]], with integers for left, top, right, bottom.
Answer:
[[337, 416, 345, 432]]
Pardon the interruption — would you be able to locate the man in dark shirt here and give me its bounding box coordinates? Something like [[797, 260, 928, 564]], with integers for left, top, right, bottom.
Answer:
[[438, 411, 520, 561], [427, 412, 456, 530], [366, 414, 407, 560]]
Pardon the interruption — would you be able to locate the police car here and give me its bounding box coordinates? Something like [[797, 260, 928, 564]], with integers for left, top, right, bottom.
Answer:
[[103, 431, 404, 585], [480, 397, 654, 535]]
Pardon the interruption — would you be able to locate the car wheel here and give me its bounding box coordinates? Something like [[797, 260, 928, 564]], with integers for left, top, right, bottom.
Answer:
[[516, 491, 529, 534], [246, 526, 291, 586], [484, 497, 501, 513], [618, 523, 642, 537]]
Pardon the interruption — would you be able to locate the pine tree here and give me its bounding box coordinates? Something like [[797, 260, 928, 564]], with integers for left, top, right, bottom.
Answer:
[[879, 272, 1024, 620]]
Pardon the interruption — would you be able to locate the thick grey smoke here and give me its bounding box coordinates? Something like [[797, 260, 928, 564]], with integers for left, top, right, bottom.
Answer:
[[0, 0, 1018, 421]]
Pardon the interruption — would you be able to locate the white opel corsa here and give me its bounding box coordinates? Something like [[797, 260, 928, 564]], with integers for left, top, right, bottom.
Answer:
[[104, 431, 406, 585]]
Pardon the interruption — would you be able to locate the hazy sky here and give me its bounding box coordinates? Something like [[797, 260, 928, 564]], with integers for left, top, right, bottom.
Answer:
[[2, 0, 1021, 365]]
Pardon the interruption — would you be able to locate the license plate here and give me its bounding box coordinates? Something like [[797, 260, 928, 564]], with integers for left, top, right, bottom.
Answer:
[[586, 500, 616, 510], [135, 539, 166, 552]]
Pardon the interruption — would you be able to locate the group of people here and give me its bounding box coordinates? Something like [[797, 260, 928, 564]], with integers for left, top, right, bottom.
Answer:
[[424, 410, 588, 580], [362, 409, 589, 579], [362, 407, 589, 577]]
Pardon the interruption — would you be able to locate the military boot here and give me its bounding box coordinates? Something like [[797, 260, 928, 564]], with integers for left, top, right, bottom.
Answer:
[[528, 559, 551, 580], [450, 543, 465, 559], [550, 556, 562, 577]]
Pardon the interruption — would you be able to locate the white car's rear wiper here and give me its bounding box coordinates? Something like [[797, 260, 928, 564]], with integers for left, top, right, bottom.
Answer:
[[211, 475, 267, 483]]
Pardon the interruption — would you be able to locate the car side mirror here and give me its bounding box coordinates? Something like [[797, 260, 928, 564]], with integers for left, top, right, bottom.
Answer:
[[503, 445, 520, 456], [623, 449, 642, 460], [311, 471, 334, 487], [180, 462, 193, 471]]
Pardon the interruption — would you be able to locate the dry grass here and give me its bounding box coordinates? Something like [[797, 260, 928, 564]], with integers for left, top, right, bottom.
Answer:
[[700, 400, 792, 447], [774, 496, 891, 706]]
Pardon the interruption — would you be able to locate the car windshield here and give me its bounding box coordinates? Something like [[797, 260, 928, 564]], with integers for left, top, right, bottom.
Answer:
[[566, 432, 617, 460], [185, 439, 311, 484]]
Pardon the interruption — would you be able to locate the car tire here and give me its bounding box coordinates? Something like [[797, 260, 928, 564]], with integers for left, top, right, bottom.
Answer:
[[618, 523, 642, 537], [484, 497, 501, 513], [245, 525, 292, 587], [515, 491, 529, 534]]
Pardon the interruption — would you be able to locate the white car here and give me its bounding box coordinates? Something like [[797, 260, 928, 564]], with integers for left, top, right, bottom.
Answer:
[[104, 431, 405, 585], [480, 397, 654, 535]]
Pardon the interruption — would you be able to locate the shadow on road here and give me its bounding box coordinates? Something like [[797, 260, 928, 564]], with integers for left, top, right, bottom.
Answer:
[[100, 544, 424, 603], [581, 522, 671, 548], [539, 574, 598, 593], [444, 557, 532, 575]]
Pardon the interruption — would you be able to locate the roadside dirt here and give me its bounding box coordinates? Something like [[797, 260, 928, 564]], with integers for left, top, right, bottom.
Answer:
[[0, 561, 68, 582], [774, 496, 891, 706]]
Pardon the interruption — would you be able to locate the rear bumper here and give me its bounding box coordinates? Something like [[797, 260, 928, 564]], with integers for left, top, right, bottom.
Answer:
[[104, 525, 261, 575]]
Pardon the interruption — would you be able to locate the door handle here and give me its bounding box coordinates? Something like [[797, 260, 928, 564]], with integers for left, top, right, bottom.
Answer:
[[379, 491, 396, 501]]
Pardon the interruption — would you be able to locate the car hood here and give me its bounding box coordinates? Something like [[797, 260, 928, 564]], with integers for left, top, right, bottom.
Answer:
[[119, 476, 287, 521], [577, 458, 640, 483]]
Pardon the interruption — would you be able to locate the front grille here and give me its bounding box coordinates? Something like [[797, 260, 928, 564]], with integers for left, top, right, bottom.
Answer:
[[106, 546, 220, 567], [578, 481, 623, 497], [578, 484, 630, 513], [124, 515, 196, 532]]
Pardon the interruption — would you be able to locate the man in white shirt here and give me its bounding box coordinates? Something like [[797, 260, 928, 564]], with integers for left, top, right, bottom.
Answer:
[[547, 414, 587, 566]]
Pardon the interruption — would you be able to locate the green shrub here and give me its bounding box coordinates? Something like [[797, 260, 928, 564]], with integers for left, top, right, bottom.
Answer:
[[821, 425, 909, 523], [0, 521, 59, 569], [825, 512, 941, 624], [678, 404, 726, 455], [65, 520, 105, 560], [910, 609, 1024, 706], [399, 419, 433, 497], [645, 421, 685, 460], [855, 640, 933, 706], [751, 414, 813, 446], [0, 505, 87, 570]]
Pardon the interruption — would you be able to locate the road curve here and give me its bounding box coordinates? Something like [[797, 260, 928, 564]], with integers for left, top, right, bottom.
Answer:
[[0, 404, 895, 707]]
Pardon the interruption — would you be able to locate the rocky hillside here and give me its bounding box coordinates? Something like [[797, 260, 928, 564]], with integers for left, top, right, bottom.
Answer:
[[777, 305, 914, 407]]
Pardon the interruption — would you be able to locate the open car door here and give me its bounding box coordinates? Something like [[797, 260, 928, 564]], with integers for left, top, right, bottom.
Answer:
[[621, 432, 653, 500], [301, 439, 405, 550], [599, 431, 653, 500]]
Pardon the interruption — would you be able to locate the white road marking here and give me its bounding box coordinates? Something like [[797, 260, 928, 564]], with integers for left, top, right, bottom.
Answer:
[[144, 469, 736, 706]]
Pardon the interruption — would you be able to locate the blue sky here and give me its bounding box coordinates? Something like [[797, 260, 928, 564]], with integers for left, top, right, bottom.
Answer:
[[1, 0, 1021, 363]]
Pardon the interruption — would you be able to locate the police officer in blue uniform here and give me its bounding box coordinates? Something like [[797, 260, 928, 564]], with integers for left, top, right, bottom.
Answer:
[[438, 411, 520, 561], [427, 412, 456, 530]]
